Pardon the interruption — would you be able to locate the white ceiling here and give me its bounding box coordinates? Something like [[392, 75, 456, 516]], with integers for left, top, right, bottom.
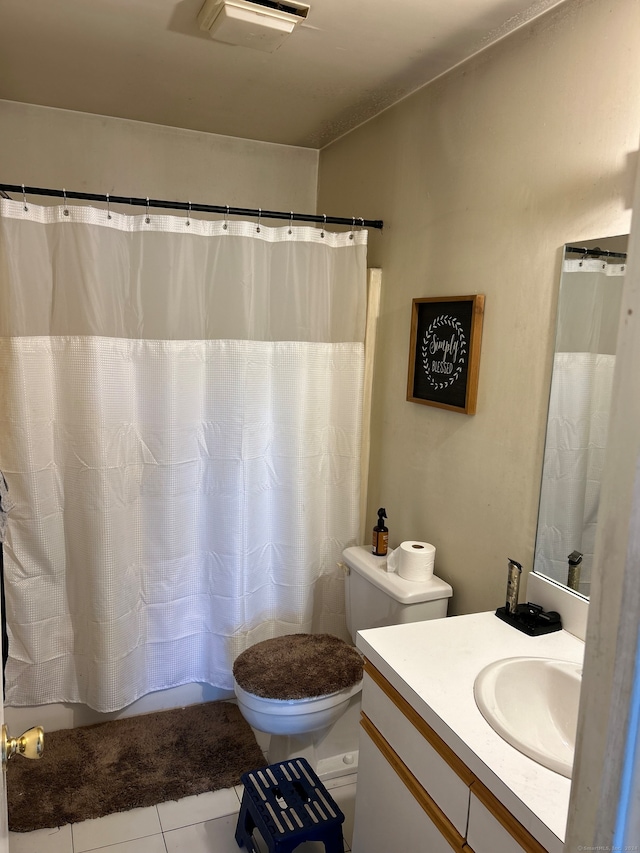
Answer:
[[0, 0, 564, 149]]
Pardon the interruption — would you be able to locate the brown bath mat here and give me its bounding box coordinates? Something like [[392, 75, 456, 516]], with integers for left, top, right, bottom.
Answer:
[[7, 700, 267, 832]]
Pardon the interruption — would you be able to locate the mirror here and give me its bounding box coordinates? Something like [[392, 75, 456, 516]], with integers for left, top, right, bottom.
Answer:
[[534, 235, 628, 598]]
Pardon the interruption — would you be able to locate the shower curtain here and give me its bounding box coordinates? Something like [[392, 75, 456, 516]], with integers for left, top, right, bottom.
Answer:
[[0, 199, 367, 712], [535, 257, 625, 591]]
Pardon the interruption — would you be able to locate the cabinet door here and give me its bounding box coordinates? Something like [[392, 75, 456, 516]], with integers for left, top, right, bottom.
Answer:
[[352, 727, 464, 853], [467, 789, 549, 853], [362, 668, 471, 835]]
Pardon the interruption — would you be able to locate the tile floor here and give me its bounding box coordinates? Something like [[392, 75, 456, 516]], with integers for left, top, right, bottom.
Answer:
[[8, 774, 357, 853]]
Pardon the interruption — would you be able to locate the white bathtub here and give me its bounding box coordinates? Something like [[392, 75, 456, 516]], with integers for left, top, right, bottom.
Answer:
[[4, 683, 234, 732]]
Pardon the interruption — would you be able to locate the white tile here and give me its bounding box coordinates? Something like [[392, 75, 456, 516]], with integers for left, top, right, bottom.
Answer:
[[249, 827, 350, 852], [71, 806, 161, 852], [78, 835, 166, 853], [157, 787, 240, 831], [164, 814, 241, 853], [9, 824, 73, 853]]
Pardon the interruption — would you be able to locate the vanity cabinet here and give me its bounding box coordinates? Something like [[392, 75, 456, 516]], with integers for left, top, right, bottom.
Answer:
[[354, 726, 462, 853], [352, 659, 548, 853]]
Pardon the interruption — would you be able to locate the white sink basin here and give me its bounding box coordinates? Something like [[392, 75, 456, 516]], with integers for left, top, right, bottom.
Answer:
[[473, 656, 582, 778]]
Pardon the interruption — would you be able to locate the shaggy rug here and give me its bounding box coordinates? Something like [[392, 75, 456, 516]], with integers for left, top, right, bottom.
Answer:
[[233, 633, 363, 700], [7, 700, 267, 832]]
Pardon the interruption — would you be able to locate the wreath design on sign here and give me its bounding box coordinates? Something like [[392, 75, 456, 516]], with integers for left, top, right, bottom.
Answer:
[[421, 314, 467, 390]]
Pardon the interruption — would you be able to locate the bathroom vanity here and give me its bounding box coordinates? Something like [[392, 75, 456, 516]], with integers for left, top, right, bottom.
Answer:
[[352, 611, 584, 853]]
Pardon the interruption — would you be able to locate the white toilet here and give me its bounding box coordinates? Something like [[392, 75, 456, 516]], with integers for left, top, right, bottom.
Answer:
[[233, 544, 453, 779]]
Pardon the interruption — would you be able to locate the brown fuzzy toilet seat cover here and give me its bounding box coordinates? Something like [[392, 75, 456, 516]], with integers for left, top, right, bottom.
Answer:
[[233, 633, 363, 700]]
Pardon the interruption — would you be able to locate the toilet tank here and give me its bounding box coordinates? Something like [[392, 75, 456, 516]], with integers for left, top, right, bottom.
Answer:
[[342, 545, 453, 640]]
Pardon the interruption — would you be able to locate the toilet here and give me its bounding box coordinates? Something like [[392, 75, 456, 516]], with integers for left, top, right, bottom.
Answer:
[[233, 544, 453, 779]]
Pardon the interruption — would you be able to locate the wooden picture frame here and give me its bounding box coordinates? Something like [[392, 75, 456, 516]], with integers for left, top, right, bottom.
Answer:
[[407, 295, 485, 414]]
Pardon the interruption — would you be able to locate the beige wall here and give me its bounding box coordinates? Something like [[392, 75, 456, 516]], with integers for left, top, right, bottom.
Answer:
[[318, 0, 640, 615], [0, 100, 318, 215], [2, 0, 639, 621]]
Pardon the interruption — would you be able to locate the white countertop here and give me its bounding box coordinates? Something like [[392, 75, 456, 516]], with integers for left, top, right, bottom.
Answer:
[[356, 611, 585, 853]]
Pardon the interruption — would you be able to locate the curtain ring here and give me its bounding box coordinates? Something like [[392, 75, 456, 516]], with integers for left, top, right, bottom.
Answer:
[[22, 183, 28, 212], [349, 216, 356, 240], [186, 201, 191, 228], [223, 205, 229, 231], [320, 214, 326, 239], [63, 188, 69, 217], [288, 211, 293, 235], [145, 197, 151, 224], [106, 193, 112, 221], [256, 208, 261, 233]]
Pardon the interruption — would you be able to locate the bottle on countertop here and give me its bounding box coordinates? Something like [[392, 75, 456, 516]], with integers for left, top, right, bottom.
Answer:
[[372, 508, 389, 556], [505, 558, 522, 615]]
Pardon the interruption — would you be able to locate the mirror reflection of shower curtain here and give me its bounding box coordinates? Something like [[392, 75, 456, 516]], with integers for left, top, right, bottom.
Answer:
[[535, 258, 625, 593], [0, 199, 367, 712]]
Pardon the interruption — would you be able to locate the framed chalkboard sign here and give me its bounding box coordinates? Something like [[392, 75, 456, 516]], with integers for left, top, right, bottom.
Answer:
[[407, 294, 485, 414]]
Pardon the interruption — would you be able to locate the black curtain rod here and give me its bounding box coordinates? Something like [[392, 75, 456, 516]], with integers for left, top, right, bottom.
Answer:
[[0, 184, 384, 230], [565, 245, 627, 259]]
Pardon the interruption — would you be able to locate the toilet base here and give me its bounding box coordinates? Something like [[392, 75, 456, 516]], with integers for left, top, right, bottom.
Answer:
[[315, 749, 359, 781], [267, 730, 359, 781], [250, 690, 361, 781]]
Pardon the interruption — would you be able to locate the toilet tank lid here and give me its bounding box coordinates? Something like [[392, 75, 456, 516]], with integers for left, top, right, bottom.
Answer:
[[342, 545, 453, 604]]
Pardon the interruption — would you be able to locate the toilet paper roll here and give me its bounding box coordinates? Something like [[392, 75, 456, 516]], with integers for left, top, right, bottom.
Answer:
[[387, 541, 436, 581]]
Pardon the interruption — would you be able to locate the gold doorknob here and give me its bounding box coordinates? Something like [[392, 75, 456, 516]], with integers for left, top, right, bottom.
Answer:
[[2, 724, 44, 768]]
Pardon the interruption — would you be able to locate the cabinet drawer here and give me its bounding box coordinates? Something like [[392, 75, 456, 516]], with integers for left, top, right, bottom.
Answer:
[[467, 787, 548, 853], [361, 663, 472, 835], [352, 725, 465, 853]]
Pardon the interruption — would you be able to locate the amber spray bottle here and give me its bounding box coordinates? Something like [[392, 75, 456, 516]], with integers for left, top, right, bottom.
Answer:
[[372, 508, 389, 556]]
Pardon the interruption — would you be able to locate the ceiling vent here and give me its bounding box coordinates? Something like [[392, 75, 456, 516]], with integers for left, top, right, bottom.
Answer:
[[198, 0, 310, 53]]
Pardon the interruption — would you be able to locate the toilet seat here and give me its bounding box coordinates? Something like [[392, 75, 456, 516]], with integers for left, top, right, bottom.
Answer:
[[233, 633, 363, 701], [233, 634, 364, 738]]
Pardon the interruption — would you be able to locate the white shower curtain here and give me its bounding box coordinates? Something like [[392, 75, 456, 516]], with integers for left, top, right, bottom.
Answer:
[[535, 257, 625, 590], [0, 199, 367, 712]]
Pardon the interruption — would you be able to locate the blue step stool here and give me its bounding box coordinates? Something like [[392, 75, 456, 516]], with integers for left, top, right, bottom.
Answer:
[[235, 757, 345, 853]]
